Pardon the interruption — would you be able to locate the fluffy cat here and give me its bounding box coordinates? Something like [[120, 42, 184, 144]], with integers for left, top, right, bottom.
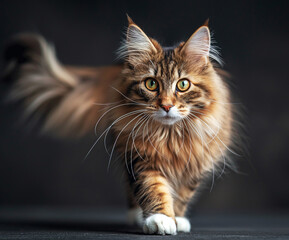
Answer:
[[3, 17, 235, 235]]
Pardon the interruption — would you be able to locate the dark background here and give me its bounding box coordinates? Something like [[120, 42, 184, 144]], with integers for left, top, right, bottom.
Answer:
[[0, 0, 288, 213]]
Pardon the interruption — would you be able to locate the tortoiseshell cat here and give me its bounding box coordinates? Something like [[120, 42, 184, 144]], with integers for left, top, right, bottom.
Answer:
[[4, 17, 235, 235]]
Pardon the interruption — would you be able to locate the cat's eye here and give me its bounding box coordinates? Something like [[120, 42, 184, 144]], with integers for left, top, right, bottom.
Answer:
[[176, 79, 190, 92], [144, 78, 158, 91]]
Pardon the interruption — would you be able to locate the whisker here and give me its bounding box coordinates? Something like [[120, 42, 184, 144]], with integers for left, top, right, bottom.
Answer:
[[187, 120, 215, 191], [207, 98, 242, 105], [125, 114, 148, 177], [131, 115, 149, 162], [93, 100, 123, 106], [94, 102, 143, 136], [103, 109, 145, 155], [188, 113, 220, 144], [216, 139, 227, 179], [145, 117, 170, 162], [189, 113, 241, 157], [110, 86, 149, 106], [181, 120, 193, 176], [107, 112, 145, 171], [84, 109, 144, 162], [190, 109, 206, 115], [141, 115, 150, 161]]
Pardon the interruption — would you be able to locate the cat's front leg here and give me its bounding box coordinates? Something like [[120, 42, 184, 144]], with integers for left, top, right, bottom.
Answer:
[[130, 170, 177, 235], [173, 185, 197, 233]]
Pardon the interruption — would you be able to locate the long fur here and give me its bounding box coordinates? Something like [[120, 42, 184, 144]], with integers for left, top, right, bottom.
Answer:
[[3, 20, 238, 235], [3, 34, 122, 137], [109, 21, 235, 224]]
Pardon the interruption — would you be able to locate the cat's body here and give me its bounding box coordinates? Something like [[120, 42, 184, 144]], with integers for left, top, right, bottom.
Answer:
[[3, 18, 235, 235]]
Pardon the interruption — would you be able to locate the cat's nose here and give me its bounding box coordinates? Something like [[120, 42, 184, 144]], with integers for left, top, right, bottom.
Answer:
[[161, 104, 174, 113]]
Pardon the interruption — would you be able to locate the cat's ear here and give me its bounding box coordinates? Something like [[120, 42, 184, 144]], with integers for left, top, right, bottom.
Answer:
[[180, 26, 211, 65], [118, 16, 159, 65], [180, 24, 222, 66]]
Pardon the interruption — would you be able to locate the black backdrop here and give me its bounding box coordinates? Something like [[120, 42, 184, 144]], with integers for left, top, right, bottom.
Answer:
[[0, 0, 288, 213]]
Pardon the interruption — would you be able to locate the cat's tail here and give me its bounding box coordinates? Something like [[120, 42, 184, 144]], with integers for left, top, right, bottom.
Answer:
[[3, 34, 122, 138]]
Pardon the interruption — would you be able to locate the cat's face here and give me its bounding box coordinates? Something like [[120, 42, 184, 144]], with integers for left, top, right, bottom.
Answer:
[[125, 52, 210, 125], [119, 18, 220, 126]]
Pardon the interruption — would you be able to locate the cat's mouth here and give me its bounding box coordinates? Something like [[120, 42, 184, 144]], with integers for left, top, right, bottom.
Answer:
[[153, 107, 183, 125], [154, 115, 181, 125]]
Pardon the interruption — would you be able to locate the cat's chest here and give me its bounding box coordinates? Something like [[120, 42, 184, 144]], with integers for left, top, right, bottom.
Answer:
[[127, 133, 208, 179], [115, 123, 215, 181]]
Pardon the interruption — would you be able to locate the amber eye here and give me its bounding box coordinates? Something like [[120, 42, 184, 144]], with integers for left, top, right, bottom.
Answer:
[[145, 78, 158, 91], [176, 79, 190, 92]]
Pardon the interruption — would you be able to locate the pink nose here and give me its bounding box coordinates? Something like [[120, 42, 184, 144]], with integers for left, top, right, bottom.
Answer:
[[161, 104, 174, 113]]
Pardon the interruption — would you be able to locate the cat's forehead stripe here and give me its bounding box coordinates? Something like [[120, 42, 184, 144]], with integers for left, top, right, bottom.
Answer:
[[152, 48, 180, 85]]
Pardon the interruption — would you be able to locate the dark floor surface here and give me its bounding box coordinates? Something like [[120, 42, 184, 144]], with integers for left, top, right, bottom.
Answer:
[[0, 207, 288, 239]]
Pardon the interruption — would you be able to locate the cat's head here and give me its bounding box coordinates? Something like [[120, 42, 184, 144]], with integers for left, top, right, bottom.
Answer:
[[117, 17, 223, 126]]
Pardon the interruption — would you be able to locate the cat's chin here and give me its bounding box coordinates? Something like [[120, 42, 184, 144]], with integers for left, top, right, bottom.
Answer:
[[154, 116, 181, 125]]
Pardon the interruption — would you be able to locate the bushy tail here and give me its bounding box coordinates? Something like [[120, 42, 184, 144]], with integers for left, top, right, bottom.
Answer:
[[3, 34, 122, 138]]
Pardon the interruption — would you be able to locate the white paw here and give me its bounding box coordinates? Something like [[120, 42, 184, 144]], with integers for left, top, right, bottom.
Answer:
[[176, 217, 191, 232], [127, 207, 143, 227], [143, 214, 177, 235]]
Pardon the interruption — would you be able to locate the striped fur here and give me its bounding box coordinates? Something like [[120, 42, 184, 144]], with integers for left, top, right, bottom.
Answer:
[[3, 19, 236, 235], [112, 19, 233, 234]]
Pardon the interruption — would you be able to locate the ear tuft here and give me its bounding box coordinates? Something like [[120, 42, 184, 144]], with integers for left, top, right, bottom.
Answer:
[[203, 18, 209, 27], [126, 14, 135, 26], [117, 20, 157, 65], [182, 26, 210, 58], [181, 26, 222, 66]]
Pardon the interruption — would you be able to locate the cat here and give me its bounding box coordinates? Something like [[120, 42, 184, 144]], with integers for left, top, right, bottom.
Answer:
[[3, 16, 236, 235]]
